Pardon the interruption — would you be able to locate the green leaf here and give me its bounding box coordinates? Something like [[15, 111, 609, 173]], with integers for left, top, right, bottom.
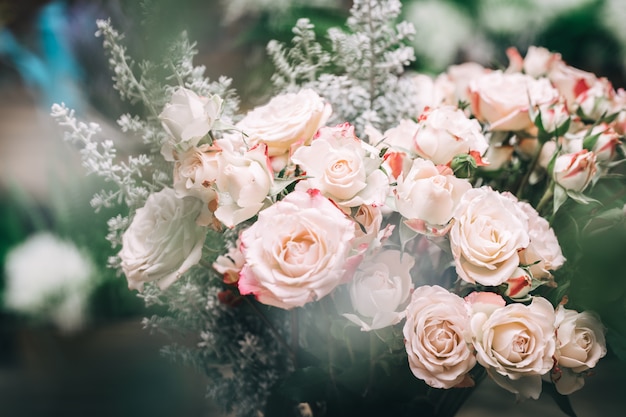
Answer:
[[566, 190, 601, 206], [553, 185, 568, 214], [542, 380, 578, 417], [398, 219, 419, 253]]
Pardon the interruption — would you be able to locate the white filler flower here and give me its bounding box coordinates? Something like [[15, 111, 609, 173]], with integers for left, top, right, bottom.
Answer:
[[3, 232, 94, 333]]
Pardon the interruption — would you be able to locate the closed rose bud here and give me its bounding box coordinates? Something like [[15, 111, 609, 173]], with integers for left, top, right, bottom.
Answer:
[[553, 150, 597, 192], [504, 267, 533, 299]]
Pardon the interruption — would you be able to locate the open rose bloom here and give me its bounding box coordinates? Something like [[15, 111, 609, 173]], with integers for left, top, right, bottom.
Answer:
[[73, 20, 624, 415]]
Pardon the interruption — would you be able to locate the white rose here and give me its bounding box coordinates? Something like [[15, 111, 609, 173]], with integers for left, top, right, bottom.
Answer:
[[517, 201, 565, 279], [159, 87, 223, 150], [395, 158, 471, 227], [236, 88, 331, 168], [469, 71, 559, 132], [403, 285, 477, 389], [413, 106, 488, 165], [552, 306, 607, 395], [553, 149, 597, 192], [119, 188, 208, 291], [214, 142, 273, 228], [343, 249, 414, 331], [450, 187, 530, 286], [292, 124, 388, 209], [238, 189, 355, 309], [472, 297, 557, 400]]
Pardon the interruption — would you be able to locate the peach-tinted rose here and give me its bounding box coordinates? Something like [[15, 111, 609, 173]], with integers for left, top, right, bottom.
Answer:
[[236, 88, 331, 170], [450, 187, 530, 286], [404, 285, 476, 389], [238, 189, 355, 309], [395, 158, 471, 227], [469, 71, 559, 132], [471, 297, 556, 400]]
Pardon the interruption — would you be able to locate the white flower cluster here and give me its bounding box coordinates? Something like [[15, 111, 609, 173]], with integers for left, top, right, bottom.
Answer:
[[3, 232, 94, 333]]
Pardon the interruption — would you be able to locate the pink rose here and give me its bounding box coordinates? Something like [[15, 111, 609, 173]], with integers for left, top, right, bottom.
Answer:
[[517, 201, 565, 280], [413, 106, 488, 165], [238, 189, 355, 309], [553, 149, 597, 192], [552, 306, 607, 395], [403, 285, 476, 389], [548, 61, 598, 108], [292, 124, 388, 209], [471, 297, 557, 400], [450, 187, 530, 286], [236, 88, 331, 170], [469, 71, 559, 132], [395, 158, 471, 227]]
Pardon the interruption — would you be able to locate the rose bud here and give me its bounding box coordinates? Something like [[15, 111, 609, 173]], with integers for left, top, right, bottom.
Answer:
[[553, 150, 597, 192]]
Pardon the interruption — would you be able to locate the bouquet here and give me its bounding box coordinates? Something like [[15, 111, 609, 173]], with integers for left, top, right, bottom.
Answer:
[[51, 1, 626, 416]]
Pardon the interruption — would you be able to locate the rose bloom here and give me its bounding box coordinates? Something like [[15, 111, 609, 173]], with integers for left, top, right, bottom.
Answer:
[[553, 149, 597, 192], [446, 62, 489, 103], [213, 241, 245, 285], [159, 87, 223, 153], [471, 297, 557, 400], [413, 106, 488, 165], [238, 189, 355, 309], [411, 73, 456, 116], [395, 158, 471, 227], [469, 71, 559, 132], [343, 249, 414, 331], [548, 61, 598, 108], [450, 187, 530, 286], [119, 188, 208, 291], [516, 201, 565, 279], [505, 46, 562, 78], [351, 204, 388, 250], [552, 306, 607, 395], [564, 123, 621, 162], [236, 88, 331, 171], [403, 285, 476, 389], [292, 124, 388, 209], [214, 142, 273, 227]]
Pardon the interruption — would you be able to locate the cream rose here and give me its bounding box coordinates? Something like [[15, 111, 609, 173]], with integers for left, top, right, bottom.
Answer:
[[469, 71, 559, 132], [159, 87, 223, 151], [450, 187, 530, 286], [292, 124, 388, 208], [214, 142, 273, 228], [516, 201, 565, 279], [446, 62, 489, 103], [553, 149, 597, 192], [471, 297, 557, 400], [119, 188, 208, 291], [413, 106, 488, 165], [522, 46, 562, 78], [343, 249, 414, 331], [552, 306, 607, 395], [395, 158, 471, 227], [236, 88, 331, 169], [403, 285, 476, 389], [238, 189, 355, 309]]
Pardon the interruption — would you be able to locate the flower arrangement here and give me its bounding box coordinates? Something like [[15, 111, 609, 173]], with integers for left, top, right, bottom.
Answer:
[[51, 1, 626, 416]]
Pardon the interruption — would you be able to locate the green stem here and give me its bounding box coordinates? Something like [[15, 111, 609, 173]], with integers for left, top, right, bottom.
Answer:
[[536, 181, 555, 215], [516, 141, 545, 200]]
